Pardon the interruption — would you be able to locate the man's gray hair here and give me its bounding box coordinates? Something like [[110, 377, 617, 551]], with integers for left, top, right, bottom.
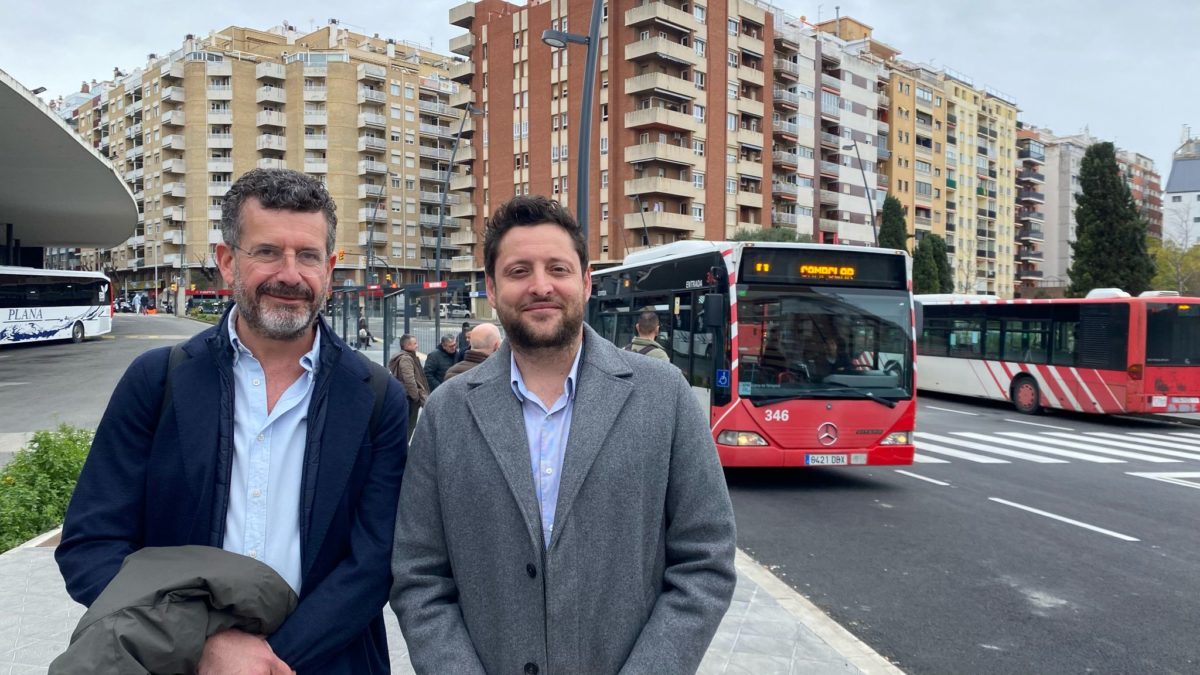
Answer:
[[221, 168, 338, 253], [441, 334, 458, 346]]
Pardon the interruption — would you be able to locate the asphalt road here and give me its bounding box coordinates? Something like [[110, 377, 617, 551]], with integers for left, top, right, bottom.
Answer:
[[0, 314, 206, 464], [728, 394, 1200, 674]]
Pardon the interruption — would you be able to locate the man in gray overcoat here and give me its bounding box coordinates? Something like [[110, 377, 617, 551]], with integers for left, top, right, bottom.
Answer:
[[390, 195, 737, 674]]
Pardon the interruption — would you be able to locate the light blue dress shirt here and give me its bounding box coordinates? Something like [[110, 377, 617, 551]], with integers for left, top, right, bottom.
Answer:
[[222, 309, 319, 593], [510, 346, 582, 549]]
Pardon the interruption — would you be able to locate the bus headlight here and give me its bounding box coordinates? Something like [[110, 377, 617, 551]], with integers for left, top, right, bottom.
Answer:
[[880, 431, 911, 445], [716, 431, 768, 446]]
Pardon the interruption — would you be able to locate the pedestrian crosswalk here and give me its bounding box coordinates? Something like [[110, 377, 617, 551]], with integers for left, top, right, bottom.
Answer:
[[914, 430, 1200, 465]]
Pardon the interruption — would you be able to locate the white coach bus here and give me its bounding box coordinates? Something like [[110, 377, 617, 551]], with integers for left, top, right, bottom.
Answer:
[[0, 266, 113, 346]]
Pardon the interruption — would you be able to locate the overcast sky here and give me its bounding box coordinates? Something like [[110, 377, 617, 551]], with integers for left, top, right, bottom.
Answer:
[[2, 0, 1196, 176]]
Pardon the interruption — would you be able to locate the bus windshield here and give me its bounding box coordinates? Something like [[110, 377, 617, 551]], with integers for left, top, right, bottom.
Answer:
[[736, 286, 913, 405], [1146, 302, 1200, 366]]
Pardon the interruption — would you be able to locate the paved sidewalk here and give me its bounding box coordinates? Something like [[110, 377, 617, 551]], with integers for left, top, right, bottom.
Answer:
[[0, 533, 899, 674]]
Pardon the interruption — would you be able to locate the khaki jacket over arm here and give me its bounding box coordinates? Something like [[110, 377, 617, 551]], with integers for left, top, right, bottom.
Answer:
[[389, 351, 429, 406]]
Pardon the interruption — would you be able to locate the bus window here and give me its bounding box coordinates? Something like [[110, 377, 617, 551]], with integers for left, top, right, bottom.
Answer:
[[950, 319, 982, 357], [919, 318, 951, 356], [982, 319, 1003, 360], [671, 292, 694, 381], [1050, 304, 1080, 366], [692, 294, 715, 388], [1002, 319, 1049, 363], [1146, 303, 1200, 366]]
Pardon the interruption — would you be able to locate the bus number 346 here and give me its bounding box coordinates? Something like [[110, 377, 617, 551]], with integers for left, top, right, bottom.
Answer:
[[764, 409, 790, 422]]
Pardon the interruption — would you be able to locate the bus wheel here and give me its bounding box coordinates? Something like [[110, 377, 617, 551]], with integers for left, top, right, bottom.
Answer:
[[71, 322, 85, 343], [1012, 376, 1040, 414]]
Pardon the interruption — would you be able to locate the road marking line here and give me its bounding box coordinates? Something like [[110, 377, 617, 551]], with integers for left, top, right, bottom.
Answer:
[[1085, 431, 1200, 455], [915, 438, 1010, 464], [1129, 432, 1200, 448], [913, 453, 950, 464], [995, 432, 1175, 463], [1125, 472, 1200, 491], [895, 470, 950, 486], [1001, 418, 1074, 431], [1170, 432, 1200, 440], [926, 406, 979, 416], [955, 432, 1122, 463], [988, 498, 1140, 542], [919, 432, 1066, 464], [1043, 432, 1200, 462], [0, 382, 30, 388]]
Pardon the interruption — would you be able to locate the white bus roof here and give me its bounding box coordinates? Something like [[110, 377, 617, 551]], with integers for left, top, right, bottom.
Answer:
[[0, 266, 110, 280], [599, 240, 908, 275]]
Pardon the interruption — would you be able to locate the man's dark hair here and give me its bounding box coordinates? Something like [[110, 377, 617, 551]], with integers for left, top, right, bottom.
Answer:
[[400, 334, 416, 349], [483, 195, 587, 279], [636, 308, 660, 336], [462, 322, 471, 330], [221, 168, 338, 254], [441, 334, 457, 347]]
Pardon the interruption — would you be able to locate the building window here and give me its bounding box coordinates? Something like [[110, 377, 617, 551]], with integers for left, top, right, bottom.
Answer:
[[692, 204, 704, 221], [727, 113, 737, 131], [694, 5, 706, 22], [727, 51, 739, 67], [728, 82, 738, 99], [693, 104, 705, 121], [726, 178, 736, 194], [728, 18, 738, 35], [694, 38, 706, 56], [692, 139, 705, 155], [600, 170, 608, 188], [404, 86, 414, 99], [693, 172, 705, 189], [599, 137, 608, 155]]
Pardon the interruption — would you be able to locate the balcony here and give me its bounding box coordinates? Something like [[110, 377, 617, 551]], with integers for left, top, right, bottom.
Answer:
[[624, 72, 701, 100], [163, 182, 186, 198], [256, 62, 286, 80], [449, 88, 476, 108], [208, 182, 231, 197], [1017, 249, 1045, 262], [1018, 189, 1046, 203], [449, 32, 475, 57], [450, 256, 476, 273], [738, 32, 766, 57], [161, 60, 184, 79], [819, 131, 842, 149], [163, 206, 185, 222], [772, 210, 799, 227], [358, 160, 387, 175], [450, 202, 476, 219], [420, 190, 453, 204], [303, 112, 328, 125], [915, 216, 932, 229], [163, 229, 183, 245], [359, 183, 386, 199], [737, 97, 765, 118], [773, 88, 800, 107], [420, 145, 453, 161], [737, 160, 764, 179], [772, 149, 799, 167], [358, 113, 387, 129], [625, 37, 701, 67], [256, 110, 287, 127], [123, 167, 144, 183], [818, 218, 843, 233], [449, 59, 474, 83], [1018, 147, 1046, 163], [454, 145, 476, 163], [624, 2, 702, 32], [877, 92, 890, 107], [419, 100, 458, 118], [821, 73, 841, 90], [256, 86, 286, 104], [1018, 210, 1046, 222], [449, 0, 476, 27], [125, 123, 144, 139], [774, 120, 799, 136], [358, 63, 387, 81], [774, 58, 800, 78], [624, 176, 698, 199], [256, 134, 287, 152], [303, 160, 328, 174], [257, 158, 286, 170], [207, 133, 233, 149], [358, 135, 387, 152], [624, 106, 700, 132], [737, 127, 765, 148], [737, 66, 765, 87], [162, 254, 182, 268], [125, 145, 144, 160], [621, 210, 700, 234], [303, 134, 328, 150], [357, 87, 386, 105], [303, 86, 327, 102], [772, 181, 800, 198], [421, 168, 451, 182], [976, 249, 995, 259], [459, 117, 475, 137], [819, 160, 841, 177], [1018, 169, 1046, 184], [946, 178, 957, 190], [206, 85, 233, 101], [1018, 226, 1045, 242], [449, 229, 476, 246], [358, 208, 388, 224], [877, 174, 890, 187], [450, 173, 476, 191], [625, 142, 696, 166], [162, 159, 186, 174], [1018, 269, 1045, 280], [161, 86, 185, 103], [820, 103, 841, 121], [818, 190, 839, 205]]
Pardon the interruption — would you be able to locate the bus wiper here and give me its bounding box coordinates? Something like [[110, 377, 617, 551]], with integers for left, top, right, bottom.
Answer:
[[816, 381, 902, 408]]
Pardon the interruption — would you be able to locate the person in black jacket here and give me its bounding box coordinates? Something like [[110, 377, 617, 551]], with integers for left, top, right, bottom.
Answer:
[[454, 321, 471, 362], [424, 333, 458, 390]]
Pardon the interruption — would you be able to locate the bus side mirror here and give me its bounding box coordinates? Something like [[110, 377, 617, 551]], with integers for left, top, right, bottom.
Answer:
[[703, 294, 724, 327]]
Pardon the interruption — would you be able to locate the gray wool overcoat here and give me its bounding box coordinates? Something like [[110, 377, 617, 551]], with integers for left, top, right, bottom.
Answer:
[[390, 324, 737, 674]]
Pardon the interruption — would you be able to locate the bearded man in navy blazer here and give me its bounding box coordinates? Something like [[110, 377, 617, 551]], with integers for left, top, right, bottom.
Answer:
[[57, 169, 408, 674]]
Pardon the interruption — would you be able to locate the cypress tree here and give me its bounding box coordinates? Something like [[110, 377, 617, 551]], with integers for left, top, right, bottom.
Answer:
[[878, 195, 908, 250], [912, 236, 940, 294], [1066, 142, 1155, 296], [922, 233, 954, 292]]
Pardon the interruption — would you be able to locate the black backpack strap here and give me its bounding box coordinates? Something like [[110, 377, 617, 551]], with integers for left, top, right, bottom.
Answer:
[[357, 352, 390, 440], [638, 344, 658, 356], [159, 342, 190, 427]]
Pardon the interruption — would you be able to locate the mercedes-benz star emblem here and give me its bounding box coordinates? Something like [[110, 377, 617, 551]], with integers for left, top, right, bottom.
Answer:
[[817, 422, 839, 446]]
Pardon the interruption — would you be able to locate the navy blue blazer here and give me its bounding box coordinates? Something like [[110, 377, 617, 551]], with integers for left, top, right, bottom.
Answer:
[[56, 311, 408, 674]]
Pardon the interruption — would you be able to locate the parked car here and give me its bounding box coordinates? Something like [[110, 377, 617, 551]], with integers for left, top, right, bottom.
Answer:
[[438, 303, 472, 319], [114, 298, 135, 313]]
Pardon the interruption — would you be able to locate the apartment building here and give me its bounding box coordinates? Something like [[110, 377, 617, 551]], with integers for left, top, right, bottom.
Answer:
[[71, 23, 464, 299], [1164, 131, 1200, 241], [446, 0, 887, 267], [1014, 128, 1047, 296], [1116, 149, 1163, 240]]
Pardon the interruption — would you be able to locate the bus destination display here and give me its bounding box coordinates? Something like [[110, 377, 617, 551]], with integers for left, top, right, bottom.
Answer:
[[740, 249, 906, 289]]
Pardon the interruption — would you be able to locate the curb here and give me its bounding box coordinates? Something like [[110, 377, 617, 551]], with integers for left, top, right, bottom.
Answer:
[[735, 549, 904, 674]]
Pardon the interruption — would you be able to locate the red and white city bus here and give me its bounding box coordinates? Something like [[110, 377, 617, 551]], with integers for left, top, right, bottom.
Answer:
[[589, 241, 916, 468], [915, 291, 1200, 415]]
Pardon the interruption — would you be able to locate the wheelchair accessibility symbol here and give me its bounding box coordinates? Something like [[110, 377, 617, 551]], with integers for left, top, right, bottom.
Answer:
[[716, 369, 730, 388]]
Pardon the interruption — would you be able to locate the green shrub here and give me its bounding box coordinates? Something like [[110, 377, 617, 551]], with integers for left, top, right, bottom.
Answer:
[[0, 425, 93, 552]]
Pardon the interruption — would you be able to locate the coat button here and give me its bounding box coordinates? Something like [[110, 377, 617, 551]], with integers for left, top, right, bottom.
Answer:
[[526, 564, 537, 578], [524, 663, 538, 675]]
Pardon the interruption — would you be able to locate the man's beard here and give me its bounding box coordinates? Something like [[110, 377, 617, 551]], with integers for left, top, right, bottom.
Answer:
[[233, 272, 324, 341], [496, 299, 582, 352]]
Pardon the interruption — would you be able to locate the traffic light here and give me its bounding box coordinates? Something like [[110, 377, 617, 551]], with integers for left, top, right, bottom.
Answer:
[[189, 283, 196, 291], [170, 283, 178, 293], [385, 273, 393, 284], [337, 249, 345, 262]]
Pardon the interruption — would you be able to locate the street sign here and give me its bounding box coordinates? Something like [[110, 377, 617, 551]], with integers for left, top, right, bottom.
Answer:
[[469, 290, 487, 298], [423, 281, 448, 289]]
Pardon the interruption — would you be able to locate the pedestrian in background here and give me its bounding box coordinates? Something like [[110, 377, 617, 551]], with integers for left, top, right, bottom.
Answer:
[[454, 321, 471, 363], [423, 334, 457, 391], [626, 307, 669, 361], [388, 334, 430, 441], [357, 310, 370, 349], [391, 195, 736, 674], [55, 168, 408, 674], [444, 323, 501, 381]]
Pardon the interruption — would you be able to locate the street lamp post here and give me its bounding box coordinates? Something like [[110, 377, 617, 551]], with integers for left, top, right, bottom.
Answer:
[[843, 141, 879, 246], [434, 103, 482, 340], [541, 0, 603, 249]]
